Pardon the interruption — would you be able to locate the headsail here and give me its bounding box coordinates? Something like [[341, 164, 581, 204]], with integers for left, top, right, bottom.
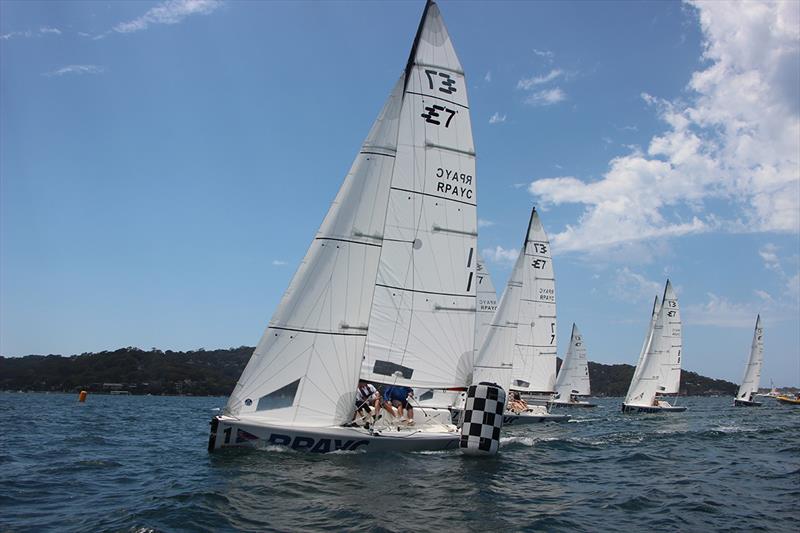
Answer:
[[361, 1, 478, 389], [474, 252, 498, 356], [737, 315, 764, 402], [472, 250, 525, 391], [511, 208, 557, 393], [226, 77, 406, 427], [554, 323, 590, 399], [628, 295, 659, 393]]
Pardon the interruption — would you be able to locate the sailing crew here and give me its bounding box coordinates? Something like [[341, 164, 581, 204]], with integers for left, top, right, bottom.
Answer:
[[353, 379, 381, 423], [508, 392, 528, 414], [382, 385, 414, 424]]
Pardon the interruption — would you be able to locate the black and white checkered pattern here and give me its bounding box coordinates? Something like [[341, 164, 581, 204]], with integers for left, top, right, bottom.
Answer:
[[459, 382, 506, 455]]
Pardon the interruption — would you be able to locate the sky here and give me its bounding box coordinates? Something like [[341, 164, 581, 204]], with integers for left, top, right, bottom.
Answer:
[[1, 0, 798, 386]]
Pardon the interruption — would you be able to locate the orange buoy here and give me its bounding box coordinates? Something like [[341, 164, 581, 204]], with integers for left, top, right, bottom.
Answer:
[[78, 390, 87, 402]]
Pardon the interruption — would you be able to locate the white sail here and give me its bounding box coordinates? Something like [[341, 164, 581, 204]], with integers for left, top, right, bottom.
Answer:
[[225, 77, 406, 427], [554, 323, 590, 398], [511, 208, 557, 393], [472, 250, 525, 391], [474, 252, 498, 356], [625, 280, 681, 407], [629, 295, 659, 391], [737, 315, 764, 402], [361, 1, 478, 389]]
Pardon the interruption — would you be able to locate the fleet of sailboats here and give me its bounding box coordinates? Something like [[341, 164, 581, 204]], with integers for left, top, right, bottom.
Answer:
[[208, 0, 779, 454]]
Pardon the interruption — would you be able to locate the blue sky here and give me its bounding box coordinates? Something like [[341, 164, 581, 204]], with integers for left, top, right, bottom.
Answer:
[[1, 1, 798, 386]]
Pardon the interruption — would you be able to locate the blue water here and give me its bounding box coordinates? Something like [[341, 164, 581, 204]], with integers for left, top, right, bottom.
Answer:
[[1, 394, 797, 532]]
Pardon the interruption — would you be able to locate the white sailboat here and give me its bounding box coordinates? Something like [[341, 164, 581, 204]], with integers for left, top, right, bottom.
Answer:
[[471, 207, 569, 424], [551, 323, 596, 408], [622, 280, 687, 413], [209, 0, 478, 453], [734, 315, 764, 407]]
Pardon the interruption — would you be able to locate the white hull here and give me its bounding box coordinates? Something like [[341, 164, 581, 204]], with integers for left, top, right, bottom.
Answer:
[[449, 407, 570, 425], [209, 415, 459, 454], [549, 400, 597, 408], [621, 402, 687, 414], [502, 411, 571, 424]]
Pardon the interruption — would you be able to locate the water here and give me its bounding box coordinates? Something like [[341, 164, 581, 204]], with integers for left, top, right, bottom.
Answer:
[[1, 394, 797, 532]]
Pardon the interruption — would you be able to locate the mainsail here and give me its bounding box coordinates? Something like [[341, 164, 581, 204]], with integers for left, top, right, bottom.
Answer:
[[554, 323, 590, 399], [225, 77, 405, 427], [625, 280, 681, 407], [361, 1, 478, 389], [511, 208, 557, 393], [737, 315, 764, 402]]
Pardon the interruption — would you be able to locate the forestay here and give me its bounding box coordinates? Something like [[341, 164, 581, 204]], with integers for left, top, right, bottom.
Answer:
[[511, 208, 557, 393], [361, 1, 478, 389], [737, 315, 764, 402], [224, 77, 405, 427], [554, 323, 590, 398]]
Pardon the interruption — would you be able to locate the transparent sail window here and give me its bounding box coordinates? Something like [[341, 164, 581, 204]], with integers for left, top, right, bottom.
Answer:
[[256, 379, 300, 411]]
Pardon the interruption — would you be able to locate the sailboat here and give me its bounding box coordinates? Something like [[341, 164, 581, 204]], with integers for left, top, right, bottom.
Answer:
[[470, 208, 569, 424], [622, 280, 687, 413], [734, 315, 764, 407], [550, 324, 596, 408], [209, 0, 478, 453]]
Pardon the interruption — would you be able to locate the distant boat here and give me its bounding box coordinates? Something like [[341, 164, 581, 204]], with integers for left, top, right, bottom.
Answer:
[[622, 280, 687, 413], [776, 395, 800, 405], [471, 207, 569, 424], [734, 315, 764, 407], [209, 0, 477, 453], [755, 379, 780, 398], [109, 390, 131, 395], [551, 324, 596, 408]]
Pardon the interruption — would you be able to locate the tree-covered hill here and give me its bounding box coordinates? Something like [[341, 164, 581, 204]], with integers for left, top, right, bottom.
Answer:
[[1, 346, 738, 396]]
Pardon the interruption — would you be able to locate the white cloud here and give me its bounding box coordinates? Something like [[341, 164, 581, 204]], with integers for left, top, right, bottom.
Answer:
[[528, 1, 800, 254], [609, 267, 662, 303], [1, 27, 61, 40], [489, 112, 506, 124], [524, 87, 566, 106], [484, 71, 492, 82], [533, 48, 554, 60], [683, 293, 759, 327], [478, 219, 495, 228], [517, 69, 563, 90], [271, 260, 288, 266], [114, 0, 223, 34], [759, 243, 780, 270], [43, 65, 105, 77], [482, 246, 519, 265]]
